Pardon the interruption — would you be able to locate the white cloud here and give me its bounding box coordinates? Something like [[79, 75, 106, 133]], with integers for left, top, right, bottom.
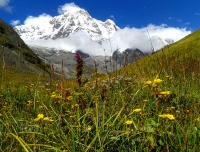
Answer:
[[103, 24, 190, 54], [25, 31, 105, 56], [24, 24, 191, 56], [24, 13, 53, 27], [0, 0, 9, 7], [11, 20, 20, 26], [142, 24, 190, 42], [0, 0, 12, 12], [58, 2, 82, 14]]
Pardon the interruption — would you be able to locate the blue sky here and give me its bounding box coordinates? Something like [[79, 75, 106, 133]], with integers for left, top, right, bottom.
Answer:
[[0, 0, 198, 55], [1, 0, 200, 30]]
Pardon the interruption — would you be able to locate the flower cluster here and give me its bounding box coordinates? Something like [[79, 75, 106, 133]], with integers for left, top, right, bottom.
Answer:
[[34, 114, 53, 122], [65, 89, 73, 102], [144, 75, 171, 97], [51, 92, 62, 99]]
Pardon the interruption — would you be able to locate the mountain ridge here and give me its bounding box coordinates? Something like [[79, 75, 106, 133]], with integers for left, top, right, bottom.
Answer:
[[14, 9, 119, 42]]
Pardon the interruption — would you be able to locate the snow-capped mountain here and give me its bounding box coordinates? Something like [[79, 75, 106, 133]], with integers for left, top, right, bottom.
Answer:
[[14, 8, 119, 42], [13, 3, 181, 56]]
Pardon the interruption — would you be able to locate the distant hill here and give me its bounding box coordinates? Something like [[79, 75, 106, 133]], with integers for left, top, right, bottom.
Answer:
[[28, 45, 121, 77], [0, 18, 51, 83]]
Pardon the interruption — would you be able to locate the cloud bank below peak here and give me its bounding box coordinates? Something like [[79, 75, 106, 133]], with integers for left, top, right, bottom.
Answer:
[[25, 24, 191, 56]]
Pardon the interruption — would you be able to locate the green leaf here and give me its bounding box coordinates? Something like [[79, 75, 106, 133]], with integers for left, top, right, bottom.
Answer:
[[158, 139, 164, 146], [151, 119, 159, 127]]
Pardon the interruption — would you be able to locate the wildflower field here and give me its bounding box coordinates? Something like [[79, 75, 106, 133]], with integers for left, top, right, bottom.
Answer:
[[1, 30, 200, 151]]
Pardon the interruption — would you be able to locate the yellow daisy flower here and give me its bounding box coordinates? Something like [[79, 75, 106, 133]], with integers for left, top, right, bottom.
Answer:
[[125, 120, 133, 125]]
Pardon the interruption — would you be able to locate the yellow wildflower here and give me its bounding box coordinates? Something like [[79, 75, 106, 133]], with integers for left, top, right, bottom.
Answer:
[[125, 120, 133, 125], [72, 104, 79, 108], [144, 80, 152, 85], [51, 92, 56, 95], [166, 114, 175, 120], [133, 109, 142, 113], [43, 117, 54, 122], [158, 114, 175, 120], [143, 99, 148, 102], [51, 94, 56, 98], [159, 91, 171, 95], [87, 125, 92, 131], [55, 95, 62, 99], [34, 114, 44, 122], [38, 114, 44, 118], [154, 78, 163, 84], [67, 96, 73, 101]]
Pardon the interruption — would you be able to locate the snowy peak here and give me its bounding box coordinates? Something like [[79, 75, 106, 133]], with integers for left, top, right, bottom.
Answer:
[[14, 7, 119, 42]]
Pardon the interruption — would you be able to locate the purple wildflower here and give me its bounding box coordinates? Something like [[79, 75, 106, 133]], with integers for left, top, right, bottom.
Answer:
[[75, 53, 83, 87]]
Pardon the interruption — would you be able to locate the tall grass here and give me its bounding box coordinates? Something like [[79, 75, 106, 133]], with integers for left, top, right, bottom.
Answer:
[[1, 43, 200, 151]]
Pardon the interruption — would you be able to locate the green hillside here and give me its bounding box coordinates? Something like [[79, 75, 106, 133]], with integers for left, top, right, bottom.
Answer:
[[0, 19, 51, 83]]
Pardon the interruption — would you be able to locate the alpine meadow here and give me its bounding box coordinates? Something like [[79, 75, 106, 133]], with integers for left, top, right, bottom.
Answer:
[[1, 2, 200, 151], [1, 17, 200, 151]]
